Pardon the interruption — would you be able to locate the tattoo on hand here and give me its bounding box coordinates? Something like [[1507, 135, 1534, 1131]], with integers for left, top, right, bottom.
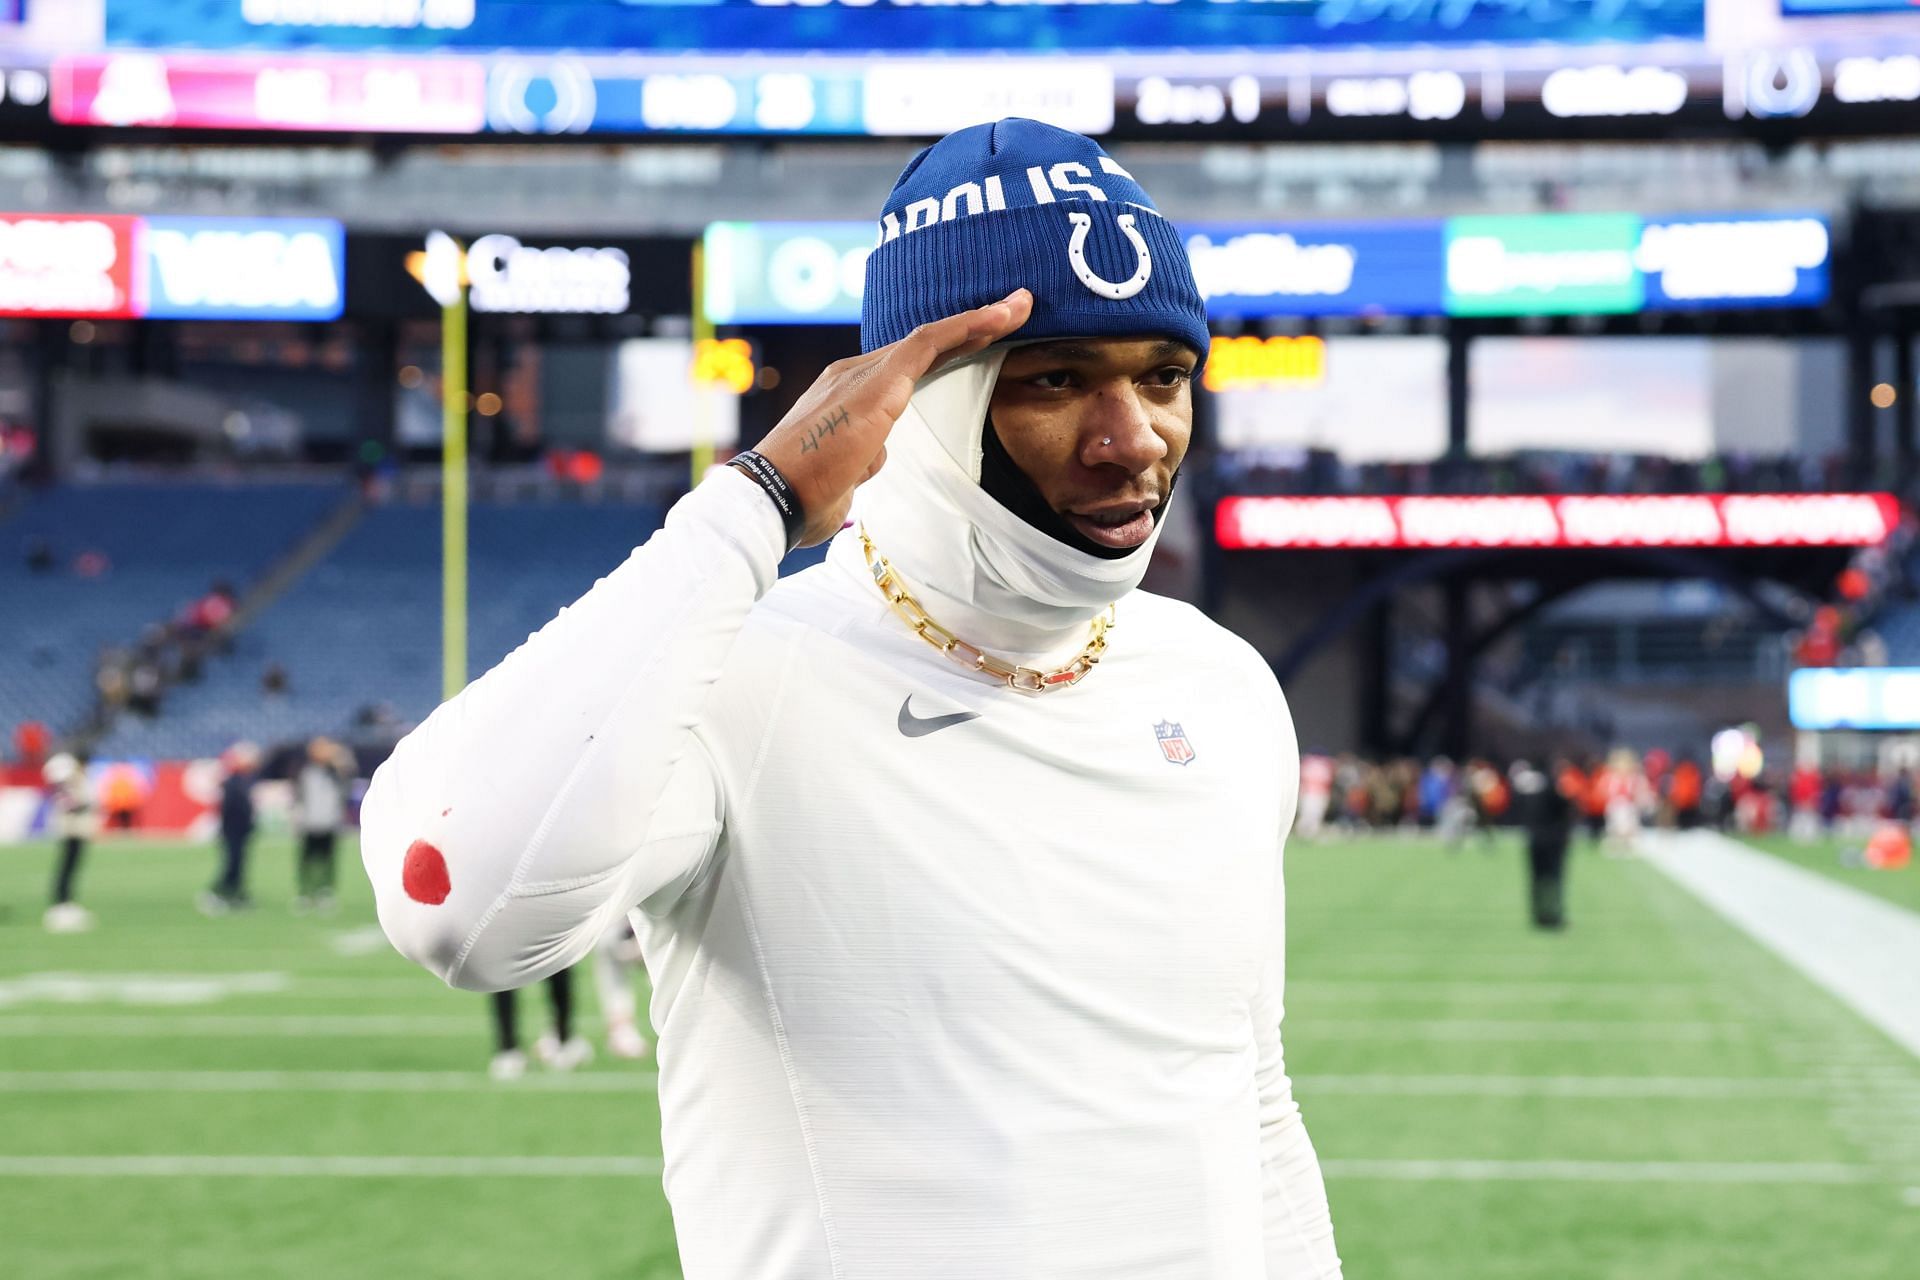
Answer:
[[798, 406, 849, 454]]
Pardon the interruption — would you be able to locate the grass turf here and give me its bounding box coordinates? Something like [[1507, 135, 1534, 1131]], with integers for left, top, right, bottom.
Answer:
[[1, 832, 1915, 1278]]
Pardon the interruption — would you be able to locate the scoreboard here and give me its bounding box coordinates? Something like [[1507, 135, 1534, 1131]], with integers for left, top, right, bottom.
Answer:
[[2, 0, 1915, 139]]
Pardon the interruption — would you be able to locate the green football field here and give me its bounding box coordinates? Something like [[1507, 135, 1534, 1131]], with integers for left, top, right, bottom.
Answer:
[[1, 832, 1915, 1279]]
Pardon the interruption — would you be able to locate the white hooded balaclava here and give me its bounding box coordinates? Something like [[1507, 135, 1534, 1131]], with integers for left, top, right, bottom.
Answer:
[[832, 118, 1211, 664]]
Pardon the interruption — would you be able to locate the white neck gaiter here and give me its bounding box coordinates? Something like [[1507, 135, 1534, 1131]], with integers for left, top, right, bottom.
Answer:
[[827, 346, 1168, 664]]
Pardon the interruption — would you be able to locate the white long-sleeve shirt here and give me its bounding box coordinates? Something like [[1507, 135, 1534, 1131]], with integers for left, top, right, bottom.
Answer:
[[363, 351, 1340, 1279]]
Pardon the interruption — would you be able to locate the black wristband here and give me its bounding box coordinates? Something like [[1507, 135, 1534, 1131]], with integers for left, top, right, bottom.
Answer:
[[726, 450, 807, 552]]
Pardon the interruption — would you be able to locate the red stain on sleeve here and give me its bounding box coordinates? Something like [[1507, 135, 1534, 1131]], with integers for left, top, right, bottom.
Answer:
[[402, 840, 451, 905]]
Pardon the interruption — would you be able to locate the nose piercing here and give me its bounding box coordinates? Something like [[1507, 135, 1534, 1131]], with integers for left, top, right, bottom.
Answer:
[[1101, 437, 1112, 446]]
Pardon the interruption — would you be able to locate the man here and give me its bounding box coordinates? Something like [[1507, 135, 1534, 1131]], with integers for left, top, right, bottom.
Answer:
[[364, 119, 1341, 1277], [201, 741, 260, 914], [43, 752, 97, 933], [293, 737, 350, 913], [1511, 758, 1575, 930]]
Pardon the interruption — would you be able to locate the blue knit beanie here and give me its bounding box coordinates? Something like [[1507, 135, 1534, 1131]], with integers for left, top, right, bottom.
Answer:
[[860, 118, 1209, 368]]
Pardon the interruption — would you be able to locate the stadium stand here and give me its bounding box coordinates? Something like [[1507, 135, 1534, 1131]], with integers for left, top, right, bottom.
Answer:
[[0, 480, 344, 746], [84, 489, 831, 760]]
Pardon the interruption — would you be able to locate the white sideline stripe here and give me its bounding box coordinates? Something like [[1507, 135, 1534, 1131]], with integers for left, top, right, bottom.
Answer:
[[1308, 1020, 1751, 1042], [0, 1071, 658, 1093], [1299, 1075, 1855, 1100], [1643, 832, 1920, 1061], [0, 1015, 482, 1036], [1320, 1159, 1886, 1185], [0, 1156, 664, 1178]]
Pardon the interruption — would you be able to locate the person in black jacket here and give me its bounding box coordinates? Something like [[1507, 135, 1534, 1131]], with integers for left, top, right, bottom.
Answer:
[[202, 742, 260, 915], [1510, 758, 1575, 930]]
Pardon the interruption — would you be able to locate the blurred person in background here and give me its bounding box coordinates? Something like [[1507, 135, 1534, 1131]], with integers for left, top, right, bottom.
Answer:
[[489, 968, 592, 1081], [1418, 757, 1454, 830], [1666, 756, 1704, 830], [1510, 758, 1575, 930], [201, 741, 261, 915], [293, 737, 351, 913], [1785, 760, 1821, 842], [1456, 759, 1509, 850], [1578, 755, 1609, 843], [1601, 748, 1650, 852], [1296, 751, 1332, 840], [43, 752, 98, 933], [99, 761, 147, 830], [13, 718, 50, 771], [593, 919, 651, 1061]]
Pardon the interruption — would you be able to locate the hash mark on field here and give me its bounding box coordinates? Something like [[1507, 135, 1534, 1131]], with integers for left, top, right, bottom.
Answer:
[[0, 1156, 664, 1178], [329, 927, 391, 956], [0, 972, 290, 1009]]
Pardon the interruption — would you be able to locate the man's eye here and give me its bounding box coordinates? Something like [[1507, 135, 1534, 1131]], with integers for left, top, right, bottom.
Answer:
[[1030, 371, 1075, 390], [1150, 367, 1193, 387]]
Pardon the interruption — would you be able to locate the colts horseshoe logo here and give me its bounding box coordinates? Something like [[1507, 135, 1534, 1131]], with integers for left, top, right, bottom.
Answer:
[[1066, 211, 1153, 301]]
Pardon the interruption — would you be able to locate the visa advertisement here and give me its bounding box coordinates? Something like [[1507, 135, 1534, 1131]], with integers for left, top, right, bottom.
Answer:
[[0, 213, 344, 321], [702, 211, 1832, 325], [101, 0, 1706, 55]]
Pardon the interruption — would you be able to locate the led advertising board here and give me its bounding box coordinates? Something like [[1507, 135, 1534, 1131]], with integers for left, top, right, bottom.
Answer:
[[1788, 668, 1920, 732], [1446, 212, 1831, 317], [101, 1, 1707, 55], [1215, 493, 1902, 551], [52, 53, 487, 132], [1184, 220, 1447, 318], [142, 216, 344, 320], [1445, 214, 1646, 317], [701, 221, 873, 327], [703, 212, 1830, 325], [0, 212, 345, 320], [0, 212, 140, 318]]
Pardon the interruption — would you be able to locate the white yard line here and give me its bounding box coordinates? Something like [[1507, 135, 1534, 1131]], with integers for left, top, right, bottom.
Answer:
[[1320, 1159, 1887, 1184], [0, 1015, 482, 1036], [1298, 1074, 1870, 1100], [1642, 832, 1920, 1061], [0, 1156, 663, 1177], [1288, 980, 1719, 1001], [1308, 1019, 1754, 1041], [0, 1071, 656, 1092]]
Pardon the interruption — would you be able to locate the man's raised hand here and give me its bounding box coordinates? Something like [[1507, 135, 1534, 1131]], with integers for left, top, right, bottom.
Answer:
[[755, 289, 1032, 546]]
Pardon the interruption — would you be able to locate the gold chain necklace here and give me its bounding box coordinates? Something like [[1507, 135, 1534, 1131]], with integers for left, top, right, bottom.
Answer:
[[858, 524, 1114, 694]]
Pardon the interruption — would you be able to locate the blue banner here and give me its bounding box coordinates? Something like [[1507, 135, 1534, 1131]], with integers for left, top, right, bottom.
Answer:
[[141, 216, 344, 321], [1638, 213, 1831, 313], [106, 0, 1705, 55], [1182, 220, 1446, 318]]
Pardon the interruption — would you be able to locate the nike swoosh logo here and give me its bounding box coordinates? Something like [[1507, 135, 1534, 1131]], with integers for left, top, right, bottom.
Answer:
[[897, 696, 981, 738]]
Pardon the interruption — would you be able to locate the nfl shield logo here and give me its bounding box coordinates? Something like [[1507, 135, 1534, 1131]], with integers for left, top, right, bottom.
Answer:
[[1154, 721, 1196, 766]]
